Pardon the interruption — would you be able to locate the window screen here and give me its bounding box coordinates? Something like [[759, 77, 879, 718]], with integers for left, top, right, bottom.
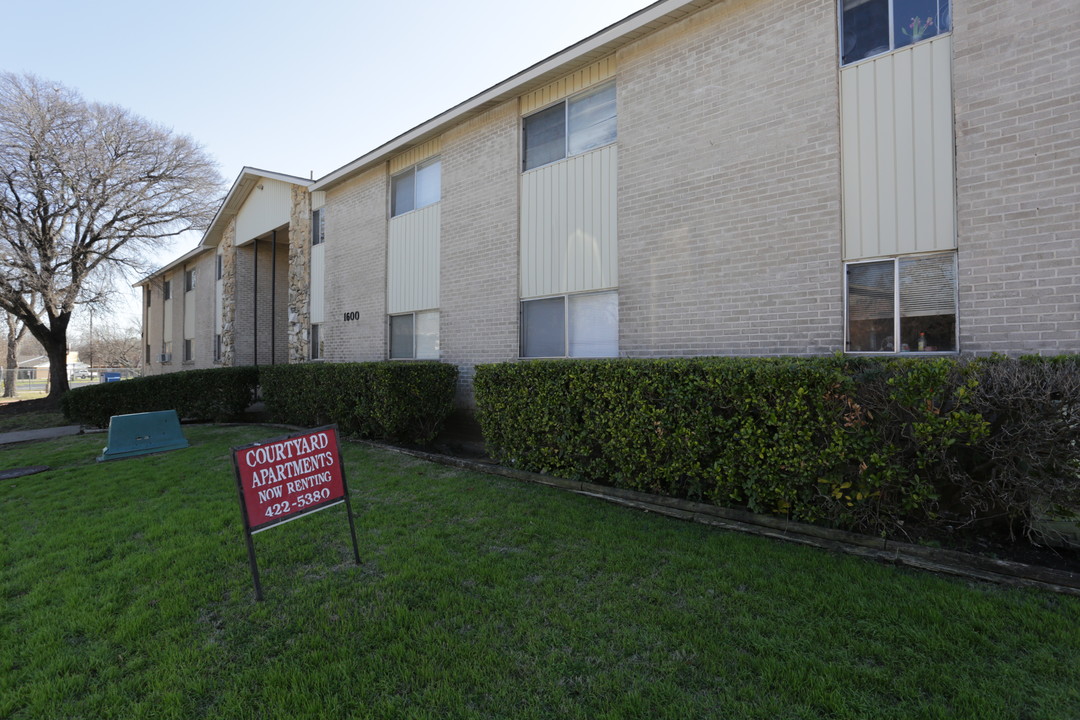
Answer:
[[568, 83, 617, 157], [521, 297, 566, 357], [847, 261, 895, 352], [523, 103, 567, 171], [569, 292, 618, 357], [390, 314, 415, 359]]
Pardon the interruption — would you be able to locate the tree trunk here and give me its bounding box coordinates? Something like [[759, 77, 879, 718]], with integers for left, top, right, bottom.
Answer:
[[44, 331, 71, 400], [3, 332, 17, 398]]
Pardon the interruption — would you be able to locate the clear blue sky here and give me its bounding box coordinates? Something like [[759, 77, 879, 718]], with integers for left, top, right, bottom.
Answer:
[[1, 0, 655, 326]]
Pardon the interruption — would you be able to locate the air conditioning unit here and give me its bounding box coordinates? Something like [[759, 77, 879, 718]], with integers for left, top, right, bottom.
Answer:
[[159, 353, 172, 362]]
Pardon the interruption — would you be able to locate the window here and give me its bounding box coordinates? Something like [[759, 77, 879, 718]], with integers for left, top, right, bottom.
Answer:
[[216, 254, 223, 280], [146, 289, 152, 308], [520, 291, 618, 358], [523, 82, 616, 171], [391, 158, 441, 217], [311, 324, 322, 360], [184, 269, 196, 292], [312, 208, 325, 245], [846, 252, 957, 353], [183, 339, 193, 362], [163, 280, 172, 301], [389, 311, 439, 360], [213, 334, 222, 363], [145, 344, 151, 364], [163, 341, 173, 362], [841, 0, 951, 65]]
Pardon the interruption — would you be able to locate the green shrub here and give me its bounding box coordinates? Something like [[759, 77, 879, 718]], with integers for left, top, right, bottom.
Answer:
[[61, 366, 260, 428], [474, 355, 1080, 544], [260, 362, 457, 444]]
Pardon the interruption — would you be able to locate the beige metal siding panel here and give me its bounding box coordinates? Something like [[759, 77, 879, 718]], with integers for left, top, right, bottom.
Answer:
[[931, 37, 955, 252], [520, 145, 618, 298], [163, 298, 173, 341], [893, 50, 916, 253], [310, 191, 326, 211], [310, 243, 326, 324], [841, 35, 955, 260], [841, 69, 863, 259], [184, 290, 195, 339], [235, 178, 293, 244], [388, 203, 440, 314], [520, 56, 617, 115], [856, 61, 880, 257], [389, 138, 443, 175]]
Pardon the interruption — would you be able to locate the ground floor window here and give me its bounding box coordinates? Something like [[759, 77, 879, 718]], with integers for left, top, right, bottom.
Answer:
[[145, 344, 151, 364], [311, 324, 323, 360], [520, 290, 618, 358], [389, 310, 439, 360], [213, 334, 222, 363], [183, 339, 193, 362], [163, 341, 173, 363], [846, 252, 957, 353]]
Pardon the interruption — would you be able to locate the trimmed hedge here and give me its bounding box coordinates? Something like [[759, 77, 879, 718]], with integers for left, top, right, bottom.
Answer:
[[61, 366, 260, 428], [474, 356, 1080, 543], [260, 362, 457, 444]]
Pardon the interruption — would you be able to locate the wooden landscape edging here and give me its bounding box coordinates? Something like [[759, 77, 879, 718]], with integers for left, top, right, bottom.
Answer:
[[369, 441, 1080, 598]]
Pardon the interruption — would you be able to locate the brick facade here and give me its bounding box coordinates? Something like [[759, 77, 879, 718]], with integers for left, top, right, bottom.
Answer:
[[440, 100, 522, 405], [952, 0, 1080, 354], [322, 167, 388, 361], [618, 0, 843, 357], [143, 0, 1078, 410]]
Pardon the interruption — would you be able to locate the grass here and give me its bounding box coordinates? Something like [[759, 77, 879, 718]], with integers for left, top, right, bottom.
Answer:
[[1, 425, 1078, 719], [0, 407, 67, 432]]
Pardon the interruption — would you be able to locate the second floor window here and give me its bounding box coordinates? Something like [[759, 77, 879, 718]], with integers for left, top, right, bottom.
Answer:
[[841, 0, 951, 66], [523, 81, 616, 171], [391, 158, 441, 217], [163, 280, 172, 300], [184, 269, 196, 292]]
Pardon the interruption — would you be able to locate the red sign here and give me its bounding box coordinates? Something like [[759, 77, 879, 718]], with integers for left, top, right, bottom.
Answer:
[[233, 426, 346, 533]]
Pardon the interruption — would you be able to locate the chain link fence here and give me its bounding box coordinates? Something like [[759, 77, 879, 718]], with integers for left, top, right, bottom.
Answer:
[[0, 367, 142, 398]]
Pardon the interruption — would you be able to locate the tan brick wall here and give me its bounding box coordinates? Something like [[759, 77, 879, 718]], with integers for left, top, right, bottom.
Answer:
[[953, 0, 1080, 354], [233, 238, 290, 366], [322, 167, 388, 361], [440, 100, 522, 405], [617, 0, 843, 357]]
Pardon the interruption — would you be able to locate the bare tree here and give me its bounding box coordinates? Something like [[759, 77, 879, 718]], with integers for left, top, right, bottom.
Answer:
[[69, 315, 143, 370], [0, 73, 223, 400]]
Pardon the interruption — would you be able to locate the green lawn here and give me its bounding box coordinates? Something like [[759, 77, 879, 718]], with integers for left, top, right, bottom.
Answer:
[[2, 425, 1078, 719]]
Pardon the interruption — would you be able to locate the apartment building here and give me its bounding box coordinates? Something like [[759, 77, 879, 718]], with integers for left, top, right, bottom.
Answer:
[[140, 0, 1080, 407]]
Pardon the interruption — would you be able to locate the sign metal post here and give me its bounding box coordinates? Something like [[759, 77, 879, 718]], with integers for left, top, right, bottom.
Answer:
[[231, 425, 359, 600]]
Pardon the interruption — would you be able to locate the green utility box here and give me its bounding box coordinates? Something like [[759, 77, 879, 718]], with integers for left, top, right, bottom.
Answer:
[[98, 410, 189, 462]]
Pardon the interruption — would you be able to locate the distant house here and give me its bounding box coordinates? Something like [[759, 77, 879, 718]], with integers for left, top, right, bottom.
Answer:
[[16, 352, 82, 381], [139, 0, 1080, 413]]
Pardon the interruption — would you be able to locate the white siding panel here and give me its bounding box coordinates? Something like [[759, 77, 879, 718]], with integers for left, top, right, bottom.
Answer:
[[521, 145, 618, 298], [388, 202, 440, 314], [163, 298, 173, 342], [841, 35, 955, 260], [215, 279, 223, 334], [184, 292, 195, 339], [235, 178, 293, 245], [310, 243, 326, 324]]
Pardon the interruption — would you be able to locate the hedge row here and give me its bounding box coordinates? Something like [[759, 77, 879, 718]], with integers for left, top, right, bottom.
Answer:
[[474, 356, 1080, 544], [61, 366, 260, 428], [260, 362, 457, 444]]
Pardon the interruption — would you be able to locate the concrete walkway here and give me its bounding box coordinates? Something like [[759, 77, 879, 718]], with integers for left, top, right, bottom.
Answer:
[[0, 425, 83, 446]]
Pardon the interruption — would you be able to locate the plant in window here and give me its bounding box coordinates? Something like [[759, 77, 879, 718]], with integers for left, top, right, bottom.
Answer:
[[902, 16, 934, 42]]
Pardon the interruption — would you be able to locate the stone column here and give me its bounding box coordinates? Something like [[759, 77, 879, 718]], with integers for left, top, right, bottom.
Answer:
[[220, 218, 238, 366], [288, 186, 312, 363]]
